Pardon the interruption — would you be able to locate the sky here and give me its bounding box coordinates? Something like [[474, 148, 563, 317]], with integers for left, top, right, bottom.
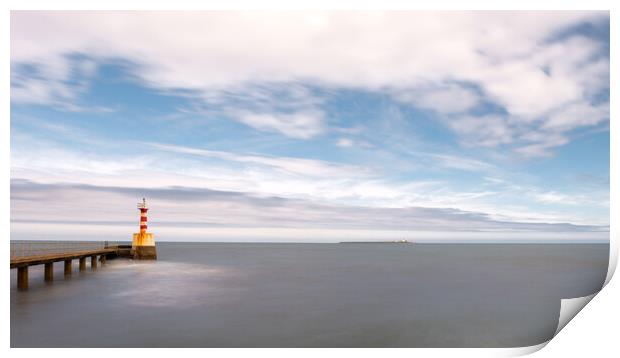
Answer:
[[10, 11, 610, 242]]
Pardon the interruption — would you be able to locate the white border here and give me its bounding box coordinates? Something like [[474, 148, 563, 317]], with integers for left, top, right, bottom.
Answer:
[[3, 1, 617, 357]]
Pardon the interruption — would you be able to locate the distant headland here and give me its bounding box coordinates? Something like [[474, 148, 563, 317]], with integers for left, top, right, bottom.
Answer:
[[339, 240, 411, 244]]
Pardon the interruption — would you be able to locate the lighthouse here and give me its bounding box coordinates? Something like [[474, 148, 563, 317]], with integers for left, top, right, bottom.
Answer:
[[131, 198, 157, 260]]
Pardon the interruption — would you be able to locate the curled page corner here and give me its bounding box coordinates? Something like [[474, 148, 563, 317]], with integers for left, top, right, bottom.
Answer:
[[604, 237, 617, 287], [496, 293, 598, 357], [553, 293, 597, 337], [502, 341, 549, 357]]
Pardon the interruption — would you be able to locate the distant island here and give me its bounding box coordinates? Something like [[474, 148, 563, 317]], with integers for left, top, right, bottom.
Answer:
[[339, 240, 412, 244]]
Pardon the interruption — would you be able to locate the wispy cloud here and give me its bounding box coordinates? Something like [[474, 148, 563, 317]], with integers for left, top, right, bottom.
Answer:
[[336, 138, 354, 148], [11, 55, 115, 112], [147, 142, 371, 178], [393, 83, 480, 114], [229, 109, 325, 139], [448, 114, 513, 148], [427, 153, 497, 172], [11, 180, 608, 236]]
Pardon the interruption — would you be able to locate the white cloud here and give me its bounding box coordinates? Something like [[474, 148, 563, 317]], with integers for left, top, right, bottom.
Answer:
[[10, 11, 609, 148], [147, 142, 371, 178], [448, 115, 513, 147], [514, 136, 569, 158], [427, 153, 496, 172], [231, 109, 325, 139], [336, 138, 354, 147], [393, 84, 480, 114], [542, 101, 609, 131], [10, 55, 106, 111], [531, 191, 577, 205]]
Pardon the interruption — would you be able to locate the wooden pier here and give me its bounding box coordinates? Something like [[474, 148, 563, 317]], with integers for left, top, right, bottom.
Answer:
[[10, 242, 132, 290]]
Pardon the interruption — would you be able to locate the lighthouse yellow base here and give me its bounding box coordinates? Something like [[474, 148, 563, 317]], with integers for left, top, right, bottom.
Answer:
[[131, 232, 157, 260]]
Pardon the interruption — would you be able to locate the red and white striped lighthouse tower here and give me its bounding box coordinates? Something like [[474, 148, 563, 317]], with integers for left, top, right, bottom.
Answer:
[[131, 198, 157, 260], [139, 198, 148, 234]]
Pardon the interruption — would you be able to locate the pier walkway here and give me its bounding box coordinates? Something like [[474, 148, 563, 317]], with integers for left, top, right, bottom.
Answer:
[[10, 241, 131, 290]]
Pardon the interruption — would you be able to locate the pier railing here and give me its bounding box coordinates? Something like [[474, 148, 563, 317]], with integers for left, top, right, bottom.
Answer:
[[10, 241, 129, 260]]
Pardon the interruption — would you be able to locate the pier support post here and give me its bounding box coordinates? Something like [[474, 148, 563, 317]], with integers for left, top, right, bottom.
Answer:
[[17, 266, 28, 291], [91, 255, 97, 270], [64, 260, 72, 276], [44, 263, 54, 282], [79, 257, 86, 271], [100, 254, 107, 264]]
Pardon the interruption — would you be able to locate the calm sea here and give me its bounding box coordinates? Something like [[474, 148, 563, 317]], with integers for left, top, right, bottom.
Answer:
[[10, 242, 608, 347]]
